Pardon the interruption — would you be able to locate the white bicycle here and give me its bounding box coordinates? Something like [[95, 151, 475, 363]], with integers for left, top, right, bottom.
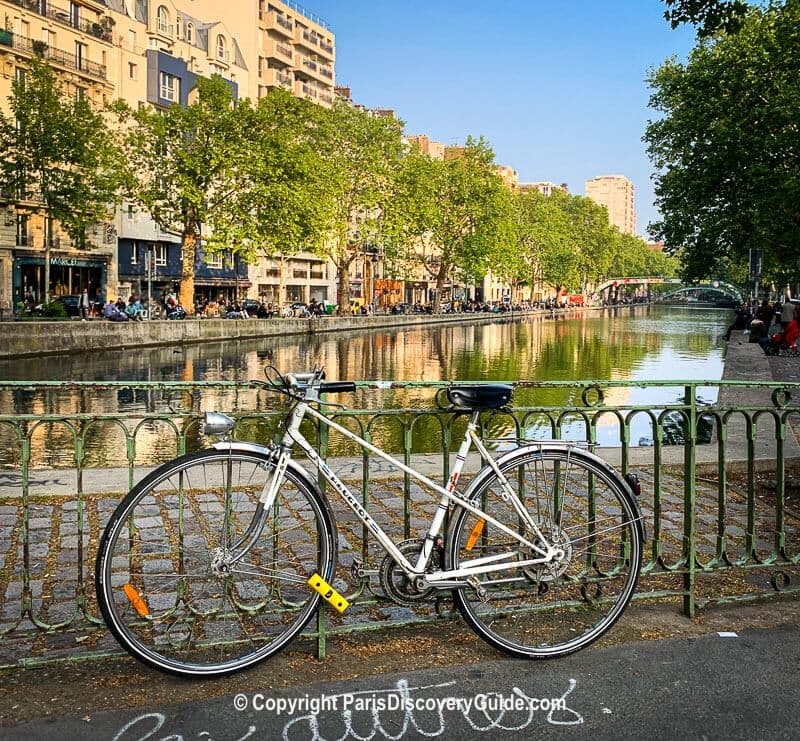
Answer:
[[95, 367, 644, 677]]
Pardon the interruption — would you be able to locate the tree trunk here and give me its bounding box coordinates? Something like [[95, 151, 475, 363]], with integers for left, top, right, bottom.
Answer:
[[179, 231, 196, 314], [337, 263, 351, 316], [433, 268, 446, 314], [278, 253, 286, 308]]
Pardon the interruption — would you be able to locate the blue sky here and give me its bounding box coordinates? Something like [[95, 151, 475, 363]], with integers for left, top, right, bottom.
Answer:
[[305, 0, 696, 238]]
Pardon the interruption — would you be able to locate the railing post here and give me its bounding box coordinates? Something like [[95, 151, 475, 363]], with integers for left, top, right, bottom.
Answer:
[[683, 384, 697, 617]]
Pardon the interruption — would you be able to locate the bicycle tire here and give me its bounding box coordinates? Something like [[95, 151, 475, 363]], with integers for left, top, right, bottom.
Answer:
[[447, 444, 642, 658], [95, 448, 336, 677]]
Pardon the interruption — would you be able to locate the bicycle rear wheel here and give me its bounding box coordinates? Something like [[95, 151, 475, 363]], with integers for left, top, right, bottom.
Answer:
[[447, 445, 642, 658], [95, 449, 336, 677]]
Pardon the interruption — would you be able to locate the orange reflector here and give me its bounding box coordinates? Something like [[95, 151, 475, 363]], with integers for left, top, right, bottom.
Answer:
[[123, 583, 150, 617], [465, 519, 486, 551]]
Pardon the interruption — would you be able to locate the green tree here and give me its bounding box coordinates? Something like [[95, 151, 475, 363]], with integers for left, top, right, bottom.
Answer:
[[204, 90, 333, 295], [388, 137, 511, 312], [645, 0, 800, 288], [663, 0, 751, 37], [312, 100, 405, 315], [0, 57, 121, 303], [114, 76, 257, 313]]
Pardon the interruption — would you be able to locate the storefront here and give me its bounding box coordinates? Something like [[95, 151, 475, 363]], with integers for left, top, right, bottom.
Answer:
[[13, 253, 108, 307]]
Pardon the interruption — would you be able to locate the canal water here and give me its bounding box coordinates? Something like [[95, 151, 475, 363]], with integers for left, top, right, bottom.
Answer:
[[0, 304, 733, 466]]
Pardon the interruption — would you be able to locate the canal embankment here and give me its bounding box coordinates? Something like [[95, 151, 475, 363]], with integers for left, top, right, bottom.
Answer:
[[0, 307, 593, 359]]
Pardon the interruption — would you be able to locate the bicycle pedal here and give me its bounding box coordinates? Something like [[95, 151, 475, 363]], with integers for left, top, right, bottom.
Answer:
[[308, 573, 349, 613], [350, 558, 377, 580]]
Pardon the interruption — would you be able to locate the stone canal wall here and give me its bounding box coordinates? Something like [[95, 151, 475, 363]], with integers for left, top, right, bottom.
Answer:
[[0, 311, 542, 359]]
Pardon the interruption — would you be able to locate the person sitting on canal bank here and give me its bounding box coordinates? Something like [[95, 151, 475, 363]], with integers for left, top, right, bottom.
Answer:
[[103, 300, 129, 322], [125, 295, 145, 321], [722, 303, 753, 341], [755, 299, 775, 328], [759, 305, 799, 355]]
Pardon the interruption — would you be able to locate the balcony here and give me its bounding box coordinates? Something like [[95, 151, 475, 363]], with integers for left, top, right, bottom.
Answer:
[[263, 38, 293, 64], [6, 0, 114, 43], [296, 54, 333, 85], [262, 10, 294, 39], [294, 80, 318, 101], [261, 67, 293, 91], [0, 33, 107, 80]]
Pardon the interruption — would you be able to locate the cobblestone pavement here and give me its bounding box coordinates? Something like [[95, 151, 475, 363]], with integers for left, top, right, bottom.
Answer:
[[1, 461, 799, 667]]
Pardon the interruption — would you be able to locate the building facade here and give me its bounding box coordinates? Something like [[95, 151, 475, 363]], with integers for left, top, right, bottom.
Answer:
[[0, 0, 119, 311], [584, 174, 637, 235], [189, 0, 335, 106], [0, 0, 337, 313]]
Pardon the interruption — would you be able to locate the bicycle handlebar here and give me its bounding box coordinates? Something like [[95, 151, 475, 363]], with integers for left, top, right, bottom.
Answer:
[[319, 381, 357, 394], [281, 370, 355, 395]]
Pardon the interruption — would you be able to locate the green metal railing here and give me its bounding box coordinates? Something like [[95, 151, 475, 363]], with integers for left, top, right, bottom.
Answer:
[[0, 378, 798, 668]]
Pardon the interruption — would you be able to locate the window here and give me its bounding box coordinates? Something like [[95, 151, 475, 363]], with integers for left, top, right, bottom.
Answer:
[[126, 204, 135, 220], [127, 29, 136, 51], [75, 41, 87, 70], [15, 67, 26, 88], [70, 2, 80, 28], [154, 243, 167, 266], [216, 35, 226, 60], [75, 87, 86, 102], [156, 6, 169, 35], [130, 241, 138, 264], [186, 22, 194, 43], [15, 214, 29, 247], [128, 62, 137, 79], [176, 16, 182, 39], [159, 71, 180, 102], [205, 252, 223, 269]]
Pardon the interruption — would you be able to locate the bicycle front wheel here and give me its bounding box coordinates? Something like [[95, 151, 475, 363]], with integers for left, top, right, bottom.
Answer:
[[95, 449, 336, 677], [447, 445, 642, 658]]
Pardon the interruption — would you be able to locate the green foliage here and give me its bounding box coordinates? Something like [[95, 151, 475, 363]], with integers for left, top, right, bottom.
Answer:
[[0, 58, 121, 299], [387, 137, 511, 312], [646, 0, 800, 287], [309, 99, 406, 314], [663, 0, 752, 37], [494, 189, 669, 300]]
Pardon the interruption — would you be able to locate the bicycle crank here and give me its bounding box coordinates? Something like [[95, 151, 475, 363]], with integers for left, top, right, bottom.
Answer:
[[379, 538, 443, 606]]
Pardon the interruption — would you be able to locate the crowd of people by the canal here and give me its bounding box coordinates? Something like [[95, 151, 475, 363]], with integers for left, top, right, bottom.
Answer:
[[723, 296, 800, 356], [12, 289, 653, 322]]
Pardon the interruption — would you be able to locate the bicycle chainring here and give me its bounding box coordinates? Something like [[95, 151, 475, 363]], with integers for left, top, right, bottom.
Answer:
[[379, 539, 442, 607]]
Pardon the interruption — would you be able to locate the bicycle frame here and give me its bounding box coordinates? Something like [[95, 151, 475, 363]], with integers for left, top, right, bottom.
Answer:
[[249, 390, 563, 589]]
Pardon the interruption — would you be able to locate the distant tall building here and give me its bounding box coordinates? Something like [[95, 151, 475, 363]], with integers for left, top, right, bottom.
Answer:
[[585, 175, 636, 235]]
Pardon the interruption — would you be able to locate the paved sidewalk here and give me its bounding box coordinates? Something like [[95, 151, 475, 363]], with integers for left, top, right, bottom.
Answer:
[[2, 617, 799, 739]]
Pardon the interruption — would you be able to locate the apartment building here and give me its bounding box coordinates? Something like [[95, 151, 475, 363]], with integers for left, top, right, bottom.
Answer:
[[406, 134, 445, 160], [187, 0, 335, 107], [0, 0, 338, 312], [0, 0, 122, 310], [585, 174, 637, 235]]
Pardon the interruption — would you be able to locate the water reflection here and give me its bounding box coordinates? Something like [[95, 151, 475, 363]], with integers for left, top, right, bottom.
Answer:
[[0, 305, 731, 467]]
